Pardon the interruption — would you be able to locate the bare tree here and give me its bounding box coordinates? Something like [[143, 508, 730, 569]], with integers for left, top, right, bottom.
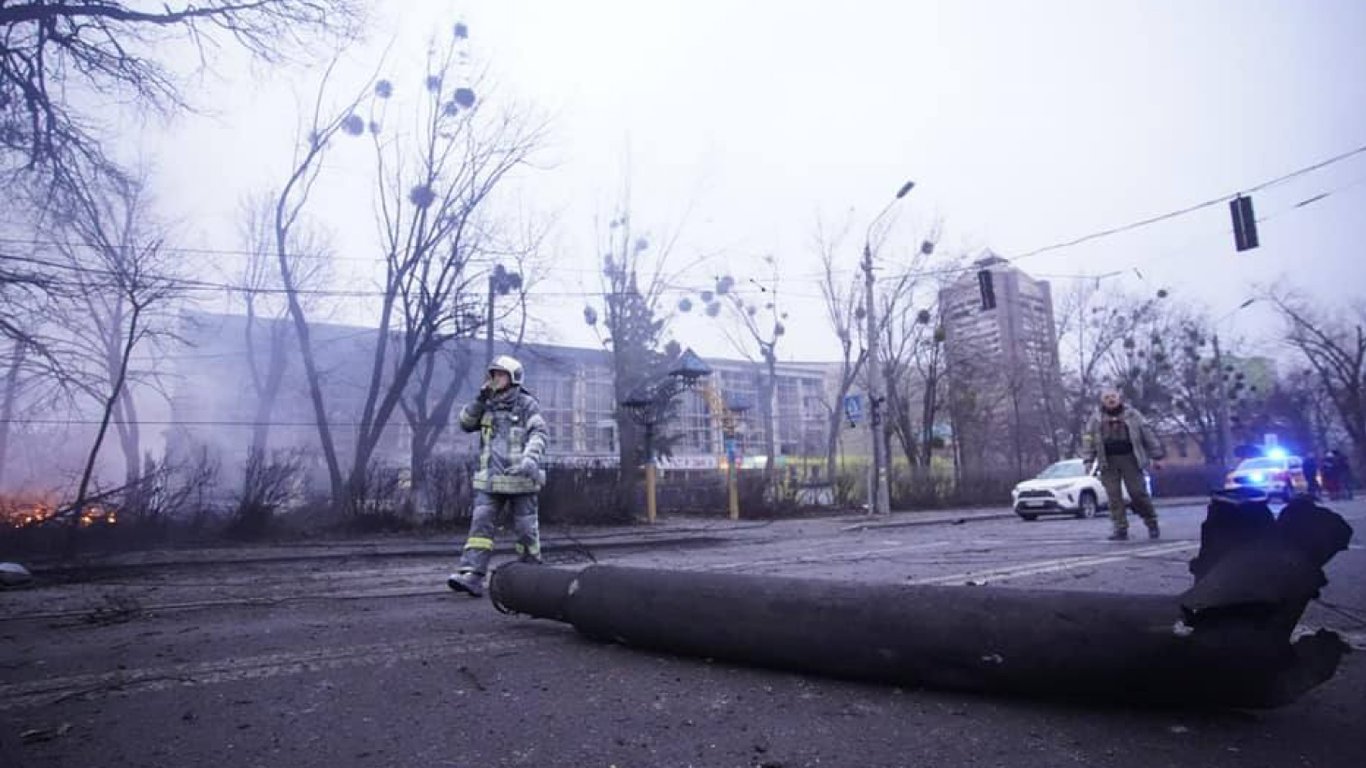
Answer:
[[1055, 282, 1169, 453], [690, 257, 786, 491], [1166, 314, 1232, 465], [400, 217, 549, 519], [944, 354, 1008, 479], [1274, 367, 1345, 455], [268, 60, 376, 506], [813, 219, 866, 486], [912, 313, 948, 468], [1270, 292, 1366, 473], [0, 258, 58, 488], [231, 194, 332, 455], [400, 342, 474, 518], [876, 235, 947, 473], [273, 33, 542, 510], [43, 169, 180, 513], [1, 0, 360, 183], [998, 335, 1065, 476], [582, 204, 678, 504], [0, 341, 25, 487]]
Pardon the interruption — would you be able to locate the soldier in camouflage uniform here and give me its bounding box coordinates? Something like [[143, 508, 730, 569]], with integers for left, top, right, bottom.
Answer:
[[447, 355, 548, 597]]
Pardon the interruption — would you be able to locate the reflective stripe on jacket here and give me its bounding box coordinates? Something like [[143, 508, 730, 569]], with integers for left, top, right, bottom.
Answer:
[[458, 386, 548, 494]]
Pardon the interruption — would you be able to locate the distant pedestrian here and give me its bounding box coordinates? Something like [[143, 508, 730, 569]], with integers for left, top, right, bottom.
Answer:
[[1326, 449, 1354, 501], [1322, 451, 1342, 500], [447, 355, 548, 598], [1081, 388, 1165, 541], [1303, 453, 1320, 499]]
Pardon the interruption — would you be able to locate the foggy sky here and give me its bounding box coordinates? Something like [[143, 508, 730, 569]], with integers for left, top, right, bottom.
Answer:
[[143, 0, 1366, 363]]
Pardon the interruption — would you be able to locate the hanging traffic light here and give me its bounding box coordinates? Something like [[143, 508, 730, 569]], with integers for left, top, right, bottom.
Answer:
[[977, 269, 996, 311], [1230, 194, 1259, 252]]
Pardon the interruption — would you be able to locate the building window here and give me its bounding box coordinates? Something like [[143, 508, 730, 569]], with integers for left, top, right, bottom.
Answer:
[[583, 371, 617, 454], [539, 372, 576, 453], [720, 369, 762, 454]]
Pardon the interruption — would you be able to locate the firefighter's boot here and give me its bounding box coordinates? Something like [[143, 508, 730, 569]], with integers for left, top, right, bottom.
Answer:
[[446, 570, 485, 597]]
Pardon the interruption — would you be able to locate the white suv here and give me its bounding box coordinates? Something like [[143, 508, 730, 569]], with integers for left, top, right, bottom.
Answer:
[[1011, 458, 1147, 521]]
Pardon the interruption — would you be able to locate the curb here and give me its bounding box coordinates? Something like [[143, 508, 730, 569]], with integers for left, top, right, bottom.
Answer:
[[13, 532, 731, 579], [7, 497, 1217, 578]]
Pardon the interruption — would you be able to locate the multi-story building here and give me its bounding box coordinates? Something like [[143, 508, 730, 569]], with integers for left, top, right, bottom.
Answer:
[[939, 251, 1063, 477], [164, 312, 833, 482]]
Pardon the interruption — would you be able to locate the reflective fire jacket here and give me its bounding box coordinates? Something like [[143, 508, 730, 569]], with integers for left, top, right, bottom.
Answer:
[[458, 386, 548, 494]]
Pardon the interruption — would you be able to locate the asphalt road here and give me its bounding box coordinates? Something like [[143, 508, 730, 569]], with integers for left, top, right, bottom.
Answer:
[[2, 499, 1364, 768]]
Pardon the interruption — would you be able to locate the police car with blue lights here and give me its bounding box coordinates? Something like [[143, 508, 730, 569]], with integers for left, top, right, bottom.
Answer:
[[1223, 448, 1309, 502]]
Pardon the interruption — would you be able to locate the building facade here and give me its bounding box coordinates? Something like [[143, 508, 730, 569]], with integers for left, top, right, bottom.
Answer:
[[165, 312, 835, 483], [939, 252, 1064, 477]]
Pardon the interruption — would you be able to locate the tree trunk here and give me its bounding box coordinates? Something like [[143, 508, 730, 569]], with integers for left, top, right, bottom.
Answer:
[[113, 386, 141, 488], [74, 303, 142, 513], [761, 358, 777, 491], [404, 350, 468, 520], [249, 320, 290, 455], [919, 356, 940, 467], [0, 344, 24, 487], [887, 379, 918, 469], [824, 410, 841, 489]]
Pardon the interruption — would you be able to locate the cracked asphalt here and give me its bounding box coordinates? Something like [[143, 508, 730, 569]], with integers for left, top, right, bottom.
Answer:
[[3, 498, 1364, 768]]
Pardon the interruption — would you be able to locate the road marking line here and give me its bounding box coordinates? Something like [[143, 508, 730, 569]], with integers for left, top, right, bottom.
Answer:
[[0, 632, 542, 712], [700, 540, 952, 572], [906, 541, 1198, 586]]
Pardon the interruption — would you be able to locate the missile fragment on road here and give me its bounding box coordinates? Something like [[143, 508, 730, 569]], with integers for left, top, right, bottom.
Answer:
[[489, 494, 1352, 708]]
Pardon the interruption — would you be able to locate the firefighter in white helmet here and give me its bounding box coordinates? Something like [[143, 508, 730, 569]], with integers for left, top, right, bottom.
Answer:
[[447, 355, 549, 597]]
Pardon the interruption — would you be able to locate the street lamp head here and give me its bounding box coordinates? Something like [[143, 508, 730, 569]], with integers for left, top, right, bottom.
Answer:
[[621, 384, 658, 425], [668, 347, 712, 389], [895, 180, 916, 199], [725, 393, 753, 414]]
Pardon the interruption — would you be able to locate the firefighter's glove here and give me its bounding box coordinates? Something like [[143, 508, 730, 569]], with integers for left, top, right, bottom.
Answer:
[[510, 456, 538, 477], [477, 382, 493, 403]]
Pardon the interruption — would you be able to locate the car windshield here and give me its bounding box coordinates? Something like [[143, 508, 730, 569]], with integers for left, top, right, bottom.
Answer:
[[1036, 461, 1086, 479], [1238, 458, 1285, 470]]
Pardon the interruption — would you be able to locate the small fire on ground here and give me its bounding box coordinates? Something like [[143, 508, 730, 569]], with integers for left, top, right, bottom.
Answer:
[[0, 496, 117, 528]]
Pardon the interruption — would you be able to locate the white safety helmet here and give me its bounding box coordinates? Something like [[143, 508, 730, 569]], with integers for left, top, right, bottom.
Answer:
[[487, 355, 524, 386]]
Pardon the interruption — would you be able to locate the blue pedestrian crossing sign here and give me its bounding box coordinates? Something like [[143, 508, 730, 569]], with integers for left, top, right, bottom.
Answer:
[[843, 394, 863, 426]]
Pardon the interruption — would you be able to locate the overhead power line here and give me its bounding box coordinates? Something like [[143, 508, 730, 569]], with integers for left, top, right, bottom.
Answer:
[[5, 142, 1363, 301], [1008, 142, 1366, 263]]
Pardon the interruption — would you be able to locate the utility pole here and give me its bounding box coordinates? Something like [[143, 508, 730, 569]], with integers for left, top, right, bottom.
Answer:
[[863, 242, 891, 515], [859, 179, 915, 515], [485, 273, 496, 365], [1212, 332, 1232, 472]]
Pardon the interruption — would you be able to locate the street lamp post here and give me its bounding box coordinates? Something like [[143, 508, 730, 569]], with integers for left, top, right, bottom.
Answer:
[[722, 397, 751, 521], [621, 384, 661, 522], [862, 179, 915, 515]]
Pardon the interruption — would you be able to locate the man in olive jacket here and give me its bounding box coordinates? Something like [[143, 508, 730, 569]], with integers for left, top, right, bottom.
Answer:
[[1081, 387, 1165, 541], [447, 355, 548, 597]]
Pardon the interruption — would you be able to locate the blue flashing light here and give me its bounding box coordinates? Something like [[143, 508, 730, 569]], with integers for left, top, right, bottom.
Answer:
[[1265, 446, 1288, 460], [1249, 472, 1265, 483]]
